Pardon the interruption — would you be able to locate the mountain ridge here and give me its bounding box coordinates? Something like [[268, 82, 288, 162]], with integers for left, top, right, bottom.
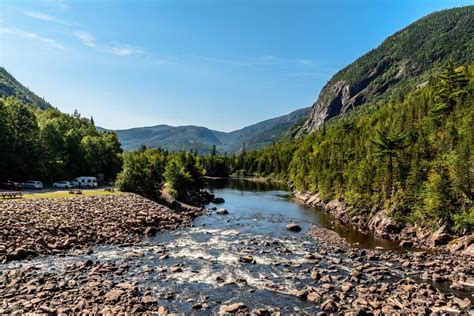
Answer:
[[299, 6, 474, 135], [103, 107, 310, 153]]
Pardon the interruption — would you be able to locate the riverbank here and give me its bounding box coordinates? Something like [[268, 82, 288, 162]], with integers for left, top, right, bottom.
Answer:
[[0, 193, 203, 263], [293, 190, 474, 256], [1, 180, 472, 314]]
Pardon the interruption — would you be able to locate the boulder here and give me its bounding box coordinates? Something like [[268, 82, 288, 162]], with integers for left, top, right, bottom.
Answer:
[[431, 225, 451, 246], [212, 197, 225, 204], [220, 302, 246, 314], [217, 208, 229, 215], [367, 210, 400, 235], [287, 223, 302, 232], [239, 256, 255, 264]]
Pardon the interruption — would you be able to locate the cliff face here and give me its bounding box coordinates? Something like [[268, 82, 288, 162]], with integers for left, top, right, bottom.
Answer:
[[299, 6, 474, 134]]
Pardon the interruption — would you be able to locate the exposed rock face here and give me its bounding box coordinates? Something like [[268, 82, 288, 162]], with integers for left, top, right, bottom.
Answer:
[[297, 7, 474, 135], [299, 61, 411, 135]]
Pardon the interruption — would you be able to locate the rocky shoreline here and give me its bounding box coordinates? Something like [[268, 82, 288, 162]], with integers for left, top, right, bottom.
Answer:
[[0, 193, 203, 263], [293, 190, 474, 256]]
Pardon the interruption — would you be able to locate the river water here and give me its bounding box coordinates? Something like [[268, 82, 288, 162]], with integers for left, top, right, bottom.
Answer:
[[3, 179, 471, 313]]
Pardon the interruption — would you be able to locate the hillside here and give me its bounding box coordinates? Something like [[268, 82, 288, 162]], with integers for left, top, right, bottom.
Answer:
[[0, 67, 52, 109], [299, 6, 474, 134], [110, 107, 310, 153]]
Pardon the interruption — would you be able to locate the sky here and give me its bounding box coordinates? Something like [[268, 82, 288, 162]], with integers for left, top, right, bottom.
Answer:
[[1, 0, 473, 131]]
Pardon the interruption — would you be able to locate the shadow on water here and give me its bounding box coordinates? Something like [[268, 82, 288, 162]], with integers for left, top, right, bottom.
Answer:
[[206, 178, 402, 251]]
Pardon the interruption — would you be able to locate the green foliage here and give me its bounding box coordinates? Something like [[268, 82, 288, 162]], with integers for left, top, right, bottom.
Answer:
[[0, 97, 123, 183], [215, 62, 473, 233], [116, 149, 166, 199]]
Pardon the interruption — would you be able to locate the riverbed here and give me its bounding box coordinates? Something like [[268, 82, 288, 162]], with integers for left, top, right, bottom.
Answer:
[[1, 179, 472, 314]]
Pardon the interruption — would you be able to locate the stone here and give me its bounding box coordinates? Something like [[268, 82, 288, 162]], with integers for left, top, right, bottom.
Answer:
[[399, 240, 413, 247], [287, 223, 302, 232], [431, 225, 451, 246], [212, 197, 225, 204], [104, 289, 124, 302], [217, 208, 229, 215], [220, 302, 246, 314], [141, 295, 156, 305], [170, 267, 183, 273], [239, 256, 255, 264]]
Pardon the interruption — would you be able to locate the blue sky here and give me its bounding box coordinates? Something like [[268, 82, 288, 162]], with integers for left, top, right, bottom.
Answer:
[[1, 0, 472, 131]]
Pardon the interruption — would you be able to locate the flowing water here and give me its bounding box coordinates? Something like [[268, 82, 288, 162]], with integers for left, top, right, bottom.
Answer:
[[3, 179, 469, 313]]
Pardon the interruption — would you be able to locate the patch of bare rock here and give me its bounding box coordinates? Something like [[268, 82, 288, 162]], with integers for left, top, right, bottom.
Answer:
[[0, 193, 203, 263]]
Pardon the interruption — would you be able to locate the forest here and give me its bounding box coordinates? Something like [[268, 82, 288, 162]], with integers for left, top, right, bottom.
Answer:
[[0, 97, 123, 183], [199, 62, 474, 233]]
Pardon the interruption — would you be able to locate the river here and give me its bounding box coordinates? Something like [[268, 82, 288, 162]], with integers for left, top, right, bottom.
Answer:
[[2, 178, 472, 314]]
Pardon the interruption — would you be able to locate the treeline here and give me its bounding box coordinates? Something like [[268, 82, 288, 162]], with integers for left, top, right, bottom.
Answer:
[[116, 147, 207, 201], [0, 97, 123, 183], [210, 63, 474, 232]]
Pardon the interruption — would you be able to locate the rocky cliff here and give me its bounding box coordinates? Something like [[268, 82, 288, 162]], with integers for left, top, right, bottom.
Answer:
[[299, 6, 474, 134]]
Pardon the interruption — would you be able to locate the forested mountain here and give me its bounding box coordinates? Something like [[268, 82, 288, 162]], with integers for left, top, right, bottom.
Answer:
[[299, 6, 474, 134], [109, 107, 310, 153], [0, 67, 52, 110]]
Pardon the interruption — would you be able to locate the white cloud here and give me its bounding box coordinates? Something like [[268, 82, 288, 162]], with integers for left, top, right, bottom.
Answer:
[[74, 31, 96, 47], [74, 31, 142, 57], [25, 11, 54, 21], [24, 10, 78, 27], [1, 26, 64, 50]]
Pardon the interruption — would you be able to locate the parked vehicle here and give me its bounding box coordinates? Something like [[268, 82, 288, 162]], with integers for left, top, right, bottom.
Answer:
[[21, 180, 43, 190], [73, 177, 98, 189], [52, 181, 73, 189], [1, 181, 22, 191]]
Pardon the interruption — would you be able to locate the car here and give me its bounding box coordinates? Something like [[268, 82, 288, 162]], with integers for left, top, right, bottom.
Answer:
[[1, 181, 22, 191], [73, 177, 98, 189], [21, 180, 43, 190], [53, 181, 73, 189]]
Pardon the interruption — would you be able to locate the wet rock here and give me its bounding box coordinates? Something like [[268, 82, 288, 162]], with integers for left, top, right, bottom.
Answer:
[[220, 302, 247, 314], [212, 197, 225, 204], [239, 256, 256, 264], [217, 208, 229, 215], [286, 223, 302, 232]]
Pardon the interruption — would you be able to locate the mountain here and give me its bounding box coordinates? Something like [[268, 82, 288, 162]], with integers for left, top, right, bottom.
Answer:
[[0, 67, 52, 109], [109, 107, 310, 153], [299, 6, 474, 134]]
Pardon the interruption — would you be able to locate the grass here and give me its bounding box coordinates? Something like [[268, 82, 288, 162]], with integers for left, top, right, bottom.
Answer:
[[20, 189, 122, 199]]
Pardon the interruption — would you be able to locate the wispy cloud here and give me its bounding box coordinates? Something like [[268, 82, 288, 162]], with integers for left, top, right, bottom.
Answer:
[[1, 26, 64, 50], [74, 31, 95, 47], [24, 10, 78, 27], [25, 11, 54, 21], [181, 54, 318, 68], [74, 31, 143, 57]]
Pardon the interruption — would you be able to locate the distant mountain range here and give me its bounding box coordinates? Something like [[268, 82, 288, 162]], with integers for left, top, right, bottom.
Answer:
[[102, 107, 310, 153], [0, 67, 52, 110], [0, 66, 309, 153]]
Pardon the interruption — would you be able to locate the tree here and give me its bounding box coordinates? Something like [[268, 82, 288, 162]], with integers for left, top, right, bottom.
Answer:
[[371, 129, 410, 198]]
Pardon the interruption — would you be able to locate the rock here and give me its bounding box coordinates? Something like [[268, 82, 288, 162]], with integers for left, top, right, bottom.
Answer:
[[220, 302, 246, 314], [104, 289, 124, 302], [217, 208, 229, 215], [144, 226, 157, 236], [141, 295, 156, 305], [170, 267, 183, 273], [321, 299, 337, 312], [286, 223, 302, 232], [212, 197, 225, 204], [158, 306, 169, 315], [367, 210, 400, 235], [431, 225, 451, 246], [399, 240, 413, 248], [239, 256, 255, 264]]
